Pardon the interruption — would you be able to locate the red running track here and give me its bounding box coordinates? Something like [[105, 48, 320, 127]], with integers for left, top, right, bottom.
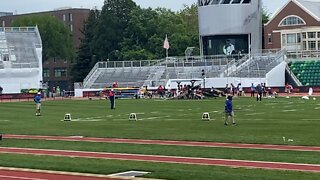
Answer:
[[0, 168, 121, 180], [4, 134, 320, 152], [0, 147, 319, 173]]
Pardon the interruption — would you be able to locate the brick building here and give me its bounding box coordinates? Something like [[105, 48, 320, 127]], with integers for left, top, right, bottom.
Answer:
[[264, 0, 320, 53], [0, 8, 90, 91]]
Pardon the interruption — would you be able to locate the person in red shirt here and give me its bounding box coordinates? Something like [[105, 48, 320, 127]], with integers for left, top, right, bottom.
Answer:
[[108, 89, 115, 109], [112, 81, 118, 88]]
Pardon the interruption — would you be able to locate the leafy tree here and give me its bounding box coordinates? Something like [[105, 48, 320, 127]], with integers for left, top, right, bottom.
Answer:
[[94, 0, 137, 61], [72, 10, 100, 82], [262, 7, 271, 25], [12, 15, 74, 61]]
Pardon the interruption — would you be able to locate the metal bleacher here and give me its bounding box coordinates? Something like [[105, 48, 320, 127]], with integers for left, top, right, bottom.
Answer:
[[0, 27, 41, 69], [220, 49, 285, 78], [83, 50, 285, 89]]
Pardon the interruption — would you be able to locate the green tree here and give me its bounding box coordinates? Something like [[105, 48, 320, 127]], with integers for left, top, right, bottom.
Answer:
[[94, 0, 137, 61], [12, 15, 74, 61], [262, 7, 271, 24], [72, 10, 100, 82]]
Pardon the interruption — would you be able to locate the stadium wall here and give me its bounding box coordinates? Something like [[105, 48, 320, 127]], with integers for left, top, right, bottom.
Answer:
[[0, 69, 42, 93]]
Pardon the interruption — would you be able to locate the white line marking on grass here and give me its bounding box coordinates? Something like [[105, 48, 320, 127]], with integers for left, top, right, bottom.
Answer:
[[135, 113, 145, 115], [245, 112, 265, 116], [283, 106, 293, 108], [72, 119, 103, 122], [239, 119, 265, 121], [300, 119, 320, 121], [150, 111, 159, 114], [243, 109, 253, 111], [282, 109, 297, 112], [0, 120, 10, 122], [265, 103, 278, 106], [145, 117, 160, 120], [113, 119, 129, 121], [315, 107, 320, 110]]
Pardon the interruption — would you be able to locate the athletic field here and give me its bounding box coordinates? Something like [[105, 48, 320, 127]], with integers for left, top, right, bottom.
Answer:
[[0, 97, 320, 179]]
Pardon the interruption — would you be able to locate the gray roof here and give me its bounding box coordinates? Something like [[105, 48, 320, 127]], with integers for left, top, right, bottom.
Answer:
[[296, 0, 320, 20]]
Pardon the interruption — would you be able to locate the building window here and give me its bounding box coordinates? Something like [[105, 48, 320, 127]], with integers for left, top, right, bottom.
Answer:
[[308, 41, 316, 50], [297, 33, 301, 43], [282, 34, 286, 45], [54, 68, 67, 77], [287, 34, 297, 44], [279, 15, 305, 26], [2, 21, 5, 27], [70, 24, 73, 32], [222, 0, 232, 4], [282, 33, 301, 45], [43, 69, 50, 78], [63, 14, 66, 21], [302, 32, 306, 39], [242, 0, 251, 3], [69, 13, 73, 22], [307, 32, 316, 39], [231, 0, 242, 4], [268, 34, 272, 44], [303, 41, 307, 50]]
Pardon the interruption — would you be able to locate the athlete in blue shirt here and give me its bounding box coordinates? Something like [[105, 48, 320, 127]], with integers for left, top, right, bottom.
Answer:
[[225, 95, 236, 126], [34, 92, 41, 116]]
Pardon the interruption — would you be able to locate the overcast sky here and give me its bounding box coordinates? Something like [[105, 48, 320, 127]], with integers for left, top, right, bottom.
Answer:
[[1, 0, 288, 15]]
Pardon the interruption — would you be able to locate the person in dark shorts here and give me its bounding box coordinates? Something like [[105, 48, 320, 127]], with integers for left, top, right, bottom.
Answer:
[[256, 84, 263, 101], [108, 89, 115, 109]]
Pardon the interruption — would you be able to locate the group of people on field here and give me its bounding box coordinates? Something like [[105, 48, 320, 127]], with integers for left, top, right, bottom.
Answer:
[[224, 83, 243, 97], [224, 82, 293, 126]]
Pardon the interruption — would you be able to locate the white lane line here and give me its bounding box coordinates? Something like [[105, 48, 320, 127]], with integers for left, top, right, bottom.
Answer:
[[0, 175, 47, 180]]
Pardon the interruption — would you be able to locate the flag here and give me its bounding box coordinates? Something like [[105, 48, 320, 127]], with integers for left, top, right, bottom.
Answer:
[[163, 35, 170, 50]]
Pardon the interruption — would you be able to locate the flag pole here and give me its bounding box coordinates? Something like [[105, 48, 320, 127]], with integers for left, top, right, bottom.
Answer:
[[166, 48, 168, 58]]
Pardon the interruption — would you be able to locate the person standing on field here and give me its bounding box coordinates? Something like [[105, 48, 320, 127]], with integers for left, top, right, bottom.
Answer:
[[108, 89, 115, 109], [250, 83, 255, 97], [34, 92, 42, 116], [225, 95, 236, 126], [256, 84, 263, 101]]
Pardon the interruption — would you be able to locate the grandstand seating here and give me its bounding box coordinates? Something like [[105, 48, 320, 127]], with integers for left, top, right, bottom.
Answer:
[[0, 27, 43, 93], [288, 60, 320, 86], [222, 50, 285, 78], [83, 50, 285, 89], [5, 32, 40, 67]]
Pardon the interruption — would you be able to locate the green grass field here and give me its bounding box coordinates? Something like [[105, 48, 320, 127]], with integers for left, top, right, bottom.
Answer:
[[0, 97, 320, 179]]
